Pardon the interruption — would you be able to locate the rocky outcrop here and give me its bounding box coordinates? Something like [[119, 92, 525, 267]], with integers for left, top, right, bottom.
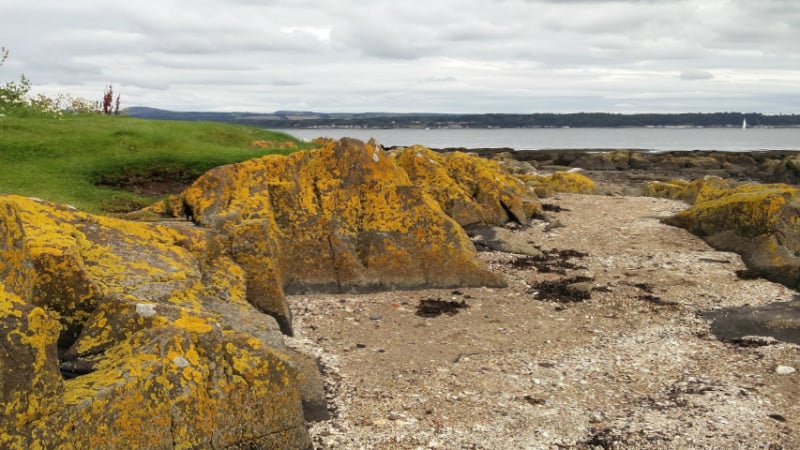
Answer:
[[647, 179, 800, 289], [154, 139, 508, 333], [444, 148, 800, 185], [519, 172, 597, 197], [641, 176, 733, 204], [2, 138, 547, 447], [0, 195, 313, 449]]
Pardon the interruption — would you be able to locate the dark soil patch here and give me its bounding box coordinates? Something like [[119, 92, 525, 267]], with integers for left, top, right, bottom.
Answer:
[[96, 168, 199, 197], [415, 298, 469, 317]]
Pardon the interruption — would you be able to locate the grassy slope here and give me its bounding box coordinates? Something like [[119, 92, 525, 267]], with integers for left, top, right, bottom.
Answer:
[[0, 114, 309, 213]]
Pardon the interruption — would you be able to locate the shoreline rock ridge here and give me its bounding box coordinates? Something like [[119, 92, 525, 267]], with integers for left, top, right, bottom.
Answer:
[[3, 137, 576, 448]]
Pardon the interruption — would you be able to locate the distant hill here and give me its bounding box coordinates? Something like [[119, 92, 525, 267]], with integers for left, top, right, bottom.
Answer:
[[126, 107, 800, 129]]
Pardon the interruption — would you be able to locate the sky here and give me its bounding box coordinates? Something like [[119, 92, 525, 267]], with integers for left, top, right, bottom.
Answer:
[[1, 0, 799, 114]]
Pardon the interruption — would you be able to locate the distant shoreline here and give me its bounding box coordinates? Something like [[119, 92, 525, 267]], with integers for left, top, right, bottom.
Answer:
[[127, 107, 800, 129]]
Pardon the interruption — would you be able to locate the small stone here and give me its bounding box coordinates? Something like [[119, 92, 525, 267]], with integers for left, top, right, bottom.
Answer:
[[775, 365, 796, 375], [566, 281, 593, 297], [172, 356, 190, 368], [135, 303, 157, 318], [356, 343, 367, 349], [371, 418, 389, 427]]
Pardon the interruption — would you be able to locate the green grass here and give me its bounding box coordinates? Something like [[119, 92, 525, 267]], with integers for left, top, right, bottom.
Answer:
[[0, 114, 311, 213]]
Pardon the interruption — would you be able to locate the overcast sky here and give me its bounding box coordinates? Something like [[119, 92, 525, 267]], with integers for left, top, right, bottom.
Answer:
[[1, 0, 798, 113]]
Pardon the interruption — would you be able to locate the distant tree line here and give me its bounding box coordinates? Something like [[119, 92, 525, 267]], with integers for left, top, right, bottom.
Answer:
[[126, 108, 800, 129]]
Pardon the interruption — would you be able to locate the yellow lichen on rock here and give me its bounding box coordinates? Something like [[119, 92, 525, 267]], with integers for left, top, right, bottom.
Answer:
[[666, 184, 800, 238], [393, 146, 542, 226], [0, 194, 313, 449], [166, 138, 505, 308], [642, 176, 732, 204], [520, 172, 597, 197], [659, 180, 800, 289]]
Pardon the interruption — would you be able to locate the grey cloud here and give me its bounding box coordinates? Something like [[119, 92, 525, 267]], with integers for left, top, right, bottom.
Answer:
[[680, 70, 714, 81]]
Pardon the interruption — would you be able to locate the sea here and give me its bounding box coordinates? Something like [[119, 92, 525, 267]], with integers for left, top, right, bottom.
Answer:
[[277, 127, 800, 152]]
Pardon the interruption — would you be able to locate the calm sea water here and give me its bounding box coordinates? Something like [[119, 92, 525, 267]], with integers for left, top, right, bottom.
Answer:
[[278, 127, 800, 152]]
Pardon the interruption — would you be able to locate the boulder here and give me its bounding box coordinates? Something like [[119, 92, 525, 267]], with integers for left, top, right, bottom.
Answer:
[[161, 139, 505, 314], [642, 176, 733, 204], [704, 300, 800, 345], [661, 181, 800, 289], [519, 172, 597, 198], [392, 145, 542, 227], [0, 195, 313, 449], [490, 151, 539, 175], [570, 150, 632, 170]]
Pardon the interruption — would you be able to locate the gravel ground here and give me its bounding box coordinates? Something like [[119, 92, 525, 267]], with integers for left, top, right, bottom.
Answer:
[[286, 193, 800, 449]]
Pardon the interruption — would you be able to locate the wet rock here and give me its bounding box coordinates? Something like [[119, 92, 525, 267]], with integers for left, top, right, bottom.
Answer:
[[704, 300, 800, 345]]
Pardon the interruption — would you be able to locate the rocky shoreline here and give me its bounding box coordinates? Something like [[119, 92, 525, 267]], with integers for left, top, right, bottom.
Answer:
[[423, 147, 800, 186], [2, 139, 800, 448]]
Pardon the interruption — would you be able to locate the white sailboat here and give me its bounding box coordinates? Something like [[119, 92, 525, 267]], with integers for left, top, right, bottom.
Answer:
[[742, 118, 747, 130]]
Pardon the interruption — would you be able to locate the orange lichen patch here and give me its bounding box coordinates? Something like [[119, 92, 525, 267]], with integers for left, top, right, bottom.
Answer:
[[521, 172, 597, 197]]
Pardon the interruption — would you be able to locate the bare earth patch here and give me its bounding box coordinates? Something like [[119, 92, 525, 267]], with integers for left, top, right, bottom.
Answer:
[[287, 193, 799, 449]]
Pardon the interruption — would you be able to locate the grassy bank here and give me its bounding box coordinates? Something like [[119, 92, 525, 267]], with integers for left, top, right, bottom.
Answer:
[[0, 114, 309, 213]]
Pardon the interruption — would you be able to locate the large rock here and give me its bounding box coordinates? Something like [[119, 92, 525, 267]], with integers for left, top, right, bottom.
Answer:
[[658, 181, 800, 289], [642, 176, 733, 204], [519, 171, 597, 197], [158, 139, 505, 326], [392, 145, 542, 227], [0, 195, 313, 449]]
